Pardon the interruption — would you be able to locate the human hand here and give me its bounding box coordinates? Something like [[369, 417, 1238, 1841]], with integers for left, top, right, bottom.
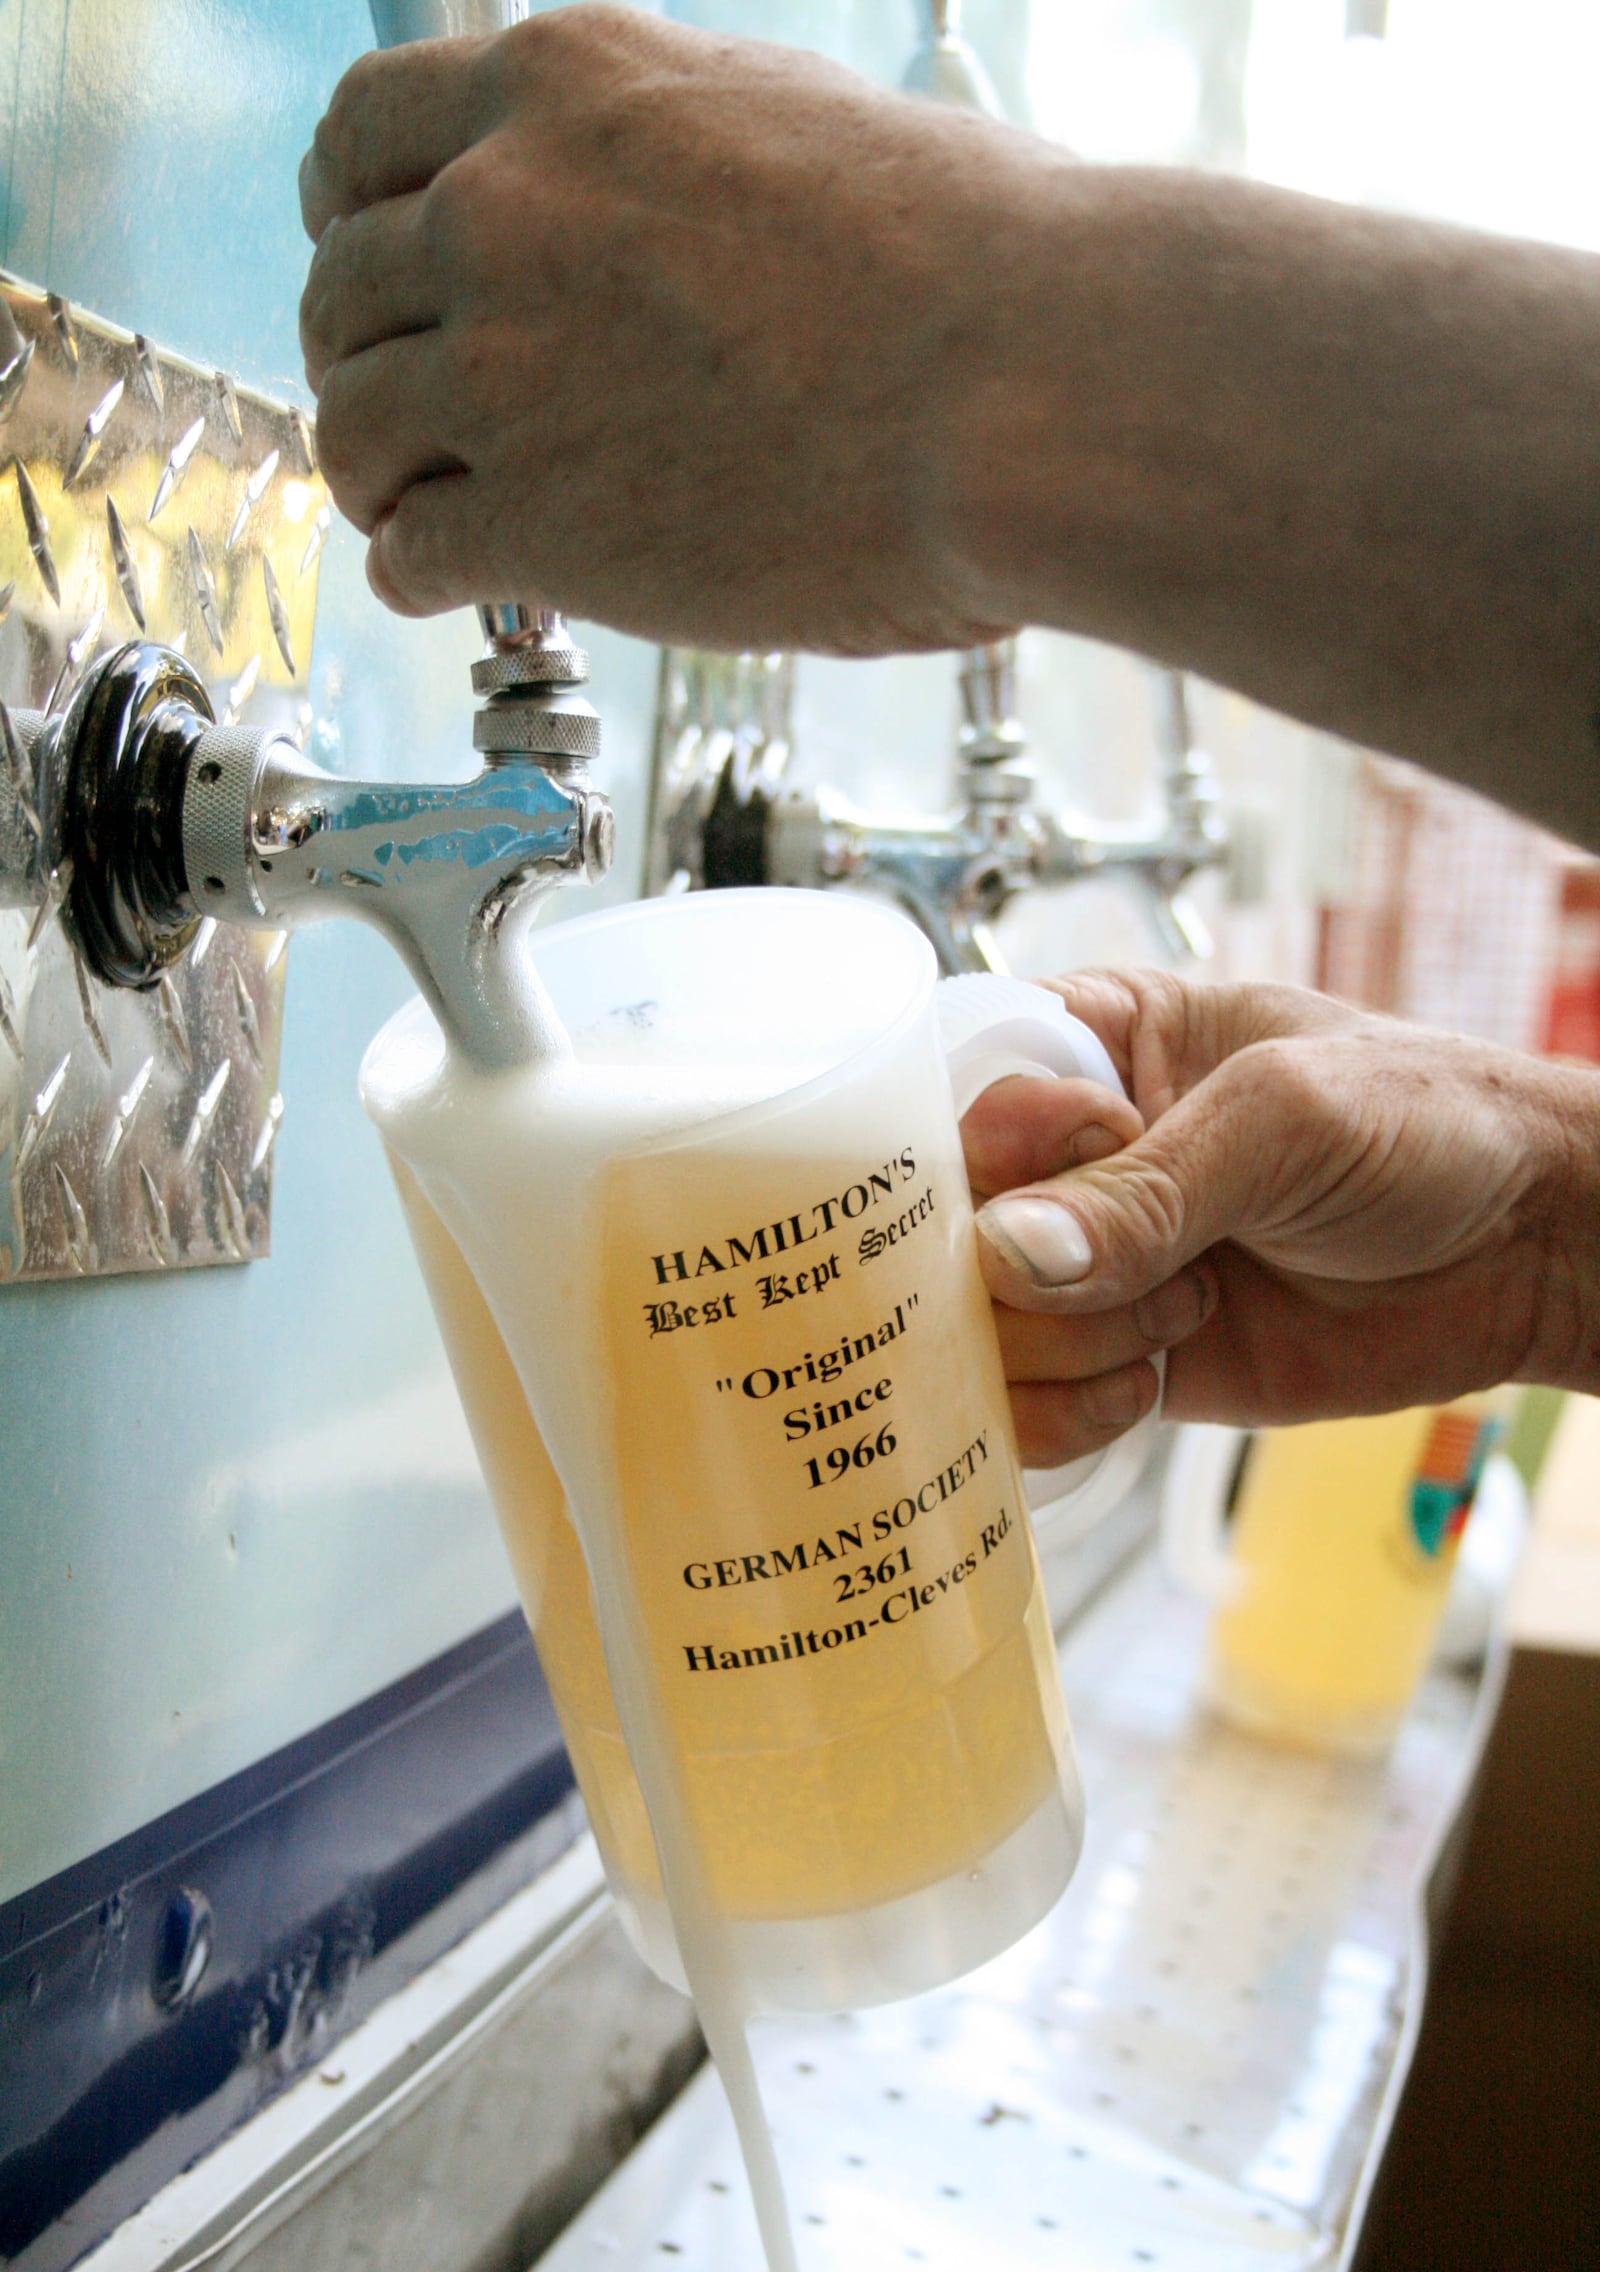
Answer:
[[960, 1064, 1209, 1469], [298, 5, 1027, 651], [966, 970, 1600, 1465]]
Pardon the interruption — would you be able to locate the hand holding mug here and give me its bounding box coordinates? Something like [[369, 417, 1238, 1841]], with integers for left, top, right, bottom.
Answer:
[[963, 969, 1600, 1461]]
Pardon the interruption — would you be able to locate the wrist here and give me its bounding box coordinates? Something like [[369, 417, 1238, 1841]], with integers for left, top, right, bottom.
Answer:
[[938, 164, 1217, 641]]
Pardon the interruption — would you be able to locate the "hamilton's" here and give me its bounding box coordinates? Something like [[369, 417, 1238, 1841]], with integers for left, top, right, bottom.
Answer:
[[650, 1148, 917, 1286]]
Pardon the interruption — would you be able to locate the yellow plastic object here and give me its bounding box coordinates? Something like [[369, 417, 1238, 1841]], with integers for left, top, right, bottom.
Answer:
[[1165, 1401, 1502, 1755]]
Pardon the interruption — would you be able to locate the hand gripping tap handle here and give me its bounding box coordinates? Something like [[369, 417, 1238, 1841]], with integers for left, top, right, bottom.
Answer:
[[0, 15, 612, 1069]]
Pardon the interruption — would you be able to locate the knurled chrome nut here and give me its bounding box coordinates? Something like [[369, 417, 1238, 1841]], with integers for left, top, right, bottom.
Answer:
[[472, 704, 601, 759], [471, 645, 589, 695], [182, 724, 274, 918]]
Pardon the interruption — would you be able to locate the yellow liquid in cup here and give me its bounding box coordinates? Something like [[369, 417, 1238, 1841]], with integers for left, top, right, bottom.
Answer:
[[392, 1153, 1070, 1931], [1206, 1403, 1496, 1754]]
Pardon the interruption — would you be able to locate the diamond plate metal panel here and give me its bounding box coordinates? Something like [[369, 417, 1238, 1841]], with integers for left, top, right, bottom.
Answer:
[[0, 273, 326, 1279]]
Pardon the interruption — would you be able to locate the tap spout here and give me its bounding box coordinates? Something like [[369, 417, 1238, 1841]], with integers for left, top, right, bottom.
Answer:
[[191, 722, 607, 1068]]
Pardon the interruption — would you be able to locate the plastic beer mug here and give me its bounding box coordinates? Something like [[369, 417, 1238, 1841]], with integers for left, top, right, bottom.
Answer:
[[363, 889, 1153, 2009]]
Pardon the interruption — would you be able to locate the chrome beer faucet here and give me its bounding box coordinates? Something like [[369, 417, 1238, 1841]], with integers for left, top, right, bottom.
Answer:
[[784, 651, 1227, 971], [1, 615, 612, 1069], [649, 644, 1226, 973], [0, 0, 613, 1072]]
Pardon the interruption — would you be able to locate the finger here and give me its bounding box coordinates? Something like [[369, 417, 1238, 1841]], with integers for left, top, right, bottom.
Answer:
[[367, 462, 535, 618], [301, 194, 437, 395], [300, 38, 489, 241], [974, 1040, 1320, 1314], [316, 332, 463, 535], [960, 1074, 1143, 1201], [1037, 967, 1358, 1120], [994, 1260, 1217, 1380], [1009, 1360, 1161, 1468]]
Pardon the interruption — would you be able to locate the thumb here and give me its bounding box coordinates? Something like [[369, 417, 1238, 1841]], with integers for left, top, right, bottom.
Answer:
[[974, 1049, 1294, 1311]]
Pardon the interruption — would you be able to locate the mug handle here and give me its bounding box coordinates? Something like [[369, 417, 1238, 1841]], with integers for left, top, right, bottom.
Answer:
[[937, 971, 1124, 1118], [934, 973, 1163, 1521], [1159, 1422, 1248, 1608]]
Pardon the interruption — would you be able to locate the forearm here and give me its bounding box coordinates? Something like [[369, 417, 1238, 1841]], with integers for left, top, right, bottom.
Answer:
[[946, 165, 1600, 850], [299, 10, 1600, 840]]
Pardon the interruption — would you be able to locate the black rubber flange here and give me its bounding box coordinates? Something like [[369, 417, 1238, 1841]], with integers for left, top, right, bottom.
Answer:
[[59, 641, 213, 987]]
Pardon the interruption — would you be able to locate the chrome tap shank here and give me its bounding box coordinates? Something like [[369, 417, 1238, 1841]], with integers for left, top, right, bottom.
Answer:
[[185, 716, 608, 1067]]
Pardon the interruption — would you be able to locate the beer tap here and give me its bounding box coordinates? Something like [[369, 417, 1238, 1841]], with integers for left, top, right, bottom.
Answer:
[[679, 643, 1226, 974], [0, 0, 614, 1071], [0, 610, 612, 1070]]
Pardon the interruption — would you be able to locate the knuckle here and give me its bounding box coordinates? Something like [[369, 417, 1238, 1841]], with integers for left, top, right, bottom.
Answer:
[[297, 295, 322, 376], [1237, 1035, 1325, 1133], [372, 516, 418, 606], [1110, 1157, 1190, 1255], [492, 10, 570, 89], [1134, 1264, 1212, 1347], [312, 68, 367, 185], [421, 150, 489, 267], [375, 500, 442, 615], [1134, 967, 1204, 1067], [1126, 965, 1189, 1021], [1014, 1380, 1130, 1465], [511, 3, 629, 52], [421, 150, 472, 232], [1079, 1364, 1153, 1436], [493, 4, 652, 106], [299, 219, 344, 338]]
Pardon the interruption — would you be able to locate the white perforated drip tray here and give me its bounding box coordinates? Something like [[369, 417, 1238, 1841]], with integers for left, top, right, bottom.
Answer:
[[534, 1551, 1491, 2271]]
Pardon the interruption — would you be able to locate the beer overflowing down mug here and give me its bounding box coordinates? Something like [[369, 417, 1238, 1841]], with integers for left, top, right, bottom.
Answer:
[[363, 889, 1150, 2013]]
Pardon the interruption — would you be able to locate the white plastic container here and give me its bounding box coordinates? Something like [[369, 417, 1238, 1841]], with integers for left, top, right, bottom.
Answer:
[[363, 890, 1138, 2011]]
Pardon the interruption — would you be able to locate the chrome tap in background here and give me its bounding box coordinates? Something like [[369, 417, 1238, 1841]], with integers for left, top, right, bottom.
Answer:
[[657, 652, 1229, 974], [902, 1, 1006, 113], [369, 1, 526, 47]]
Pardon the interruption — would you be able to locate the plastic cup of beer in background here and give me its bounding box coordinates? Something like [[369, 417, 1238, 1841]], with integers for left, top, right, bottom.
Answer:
[[1162, 1400, 1512, 1755]]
